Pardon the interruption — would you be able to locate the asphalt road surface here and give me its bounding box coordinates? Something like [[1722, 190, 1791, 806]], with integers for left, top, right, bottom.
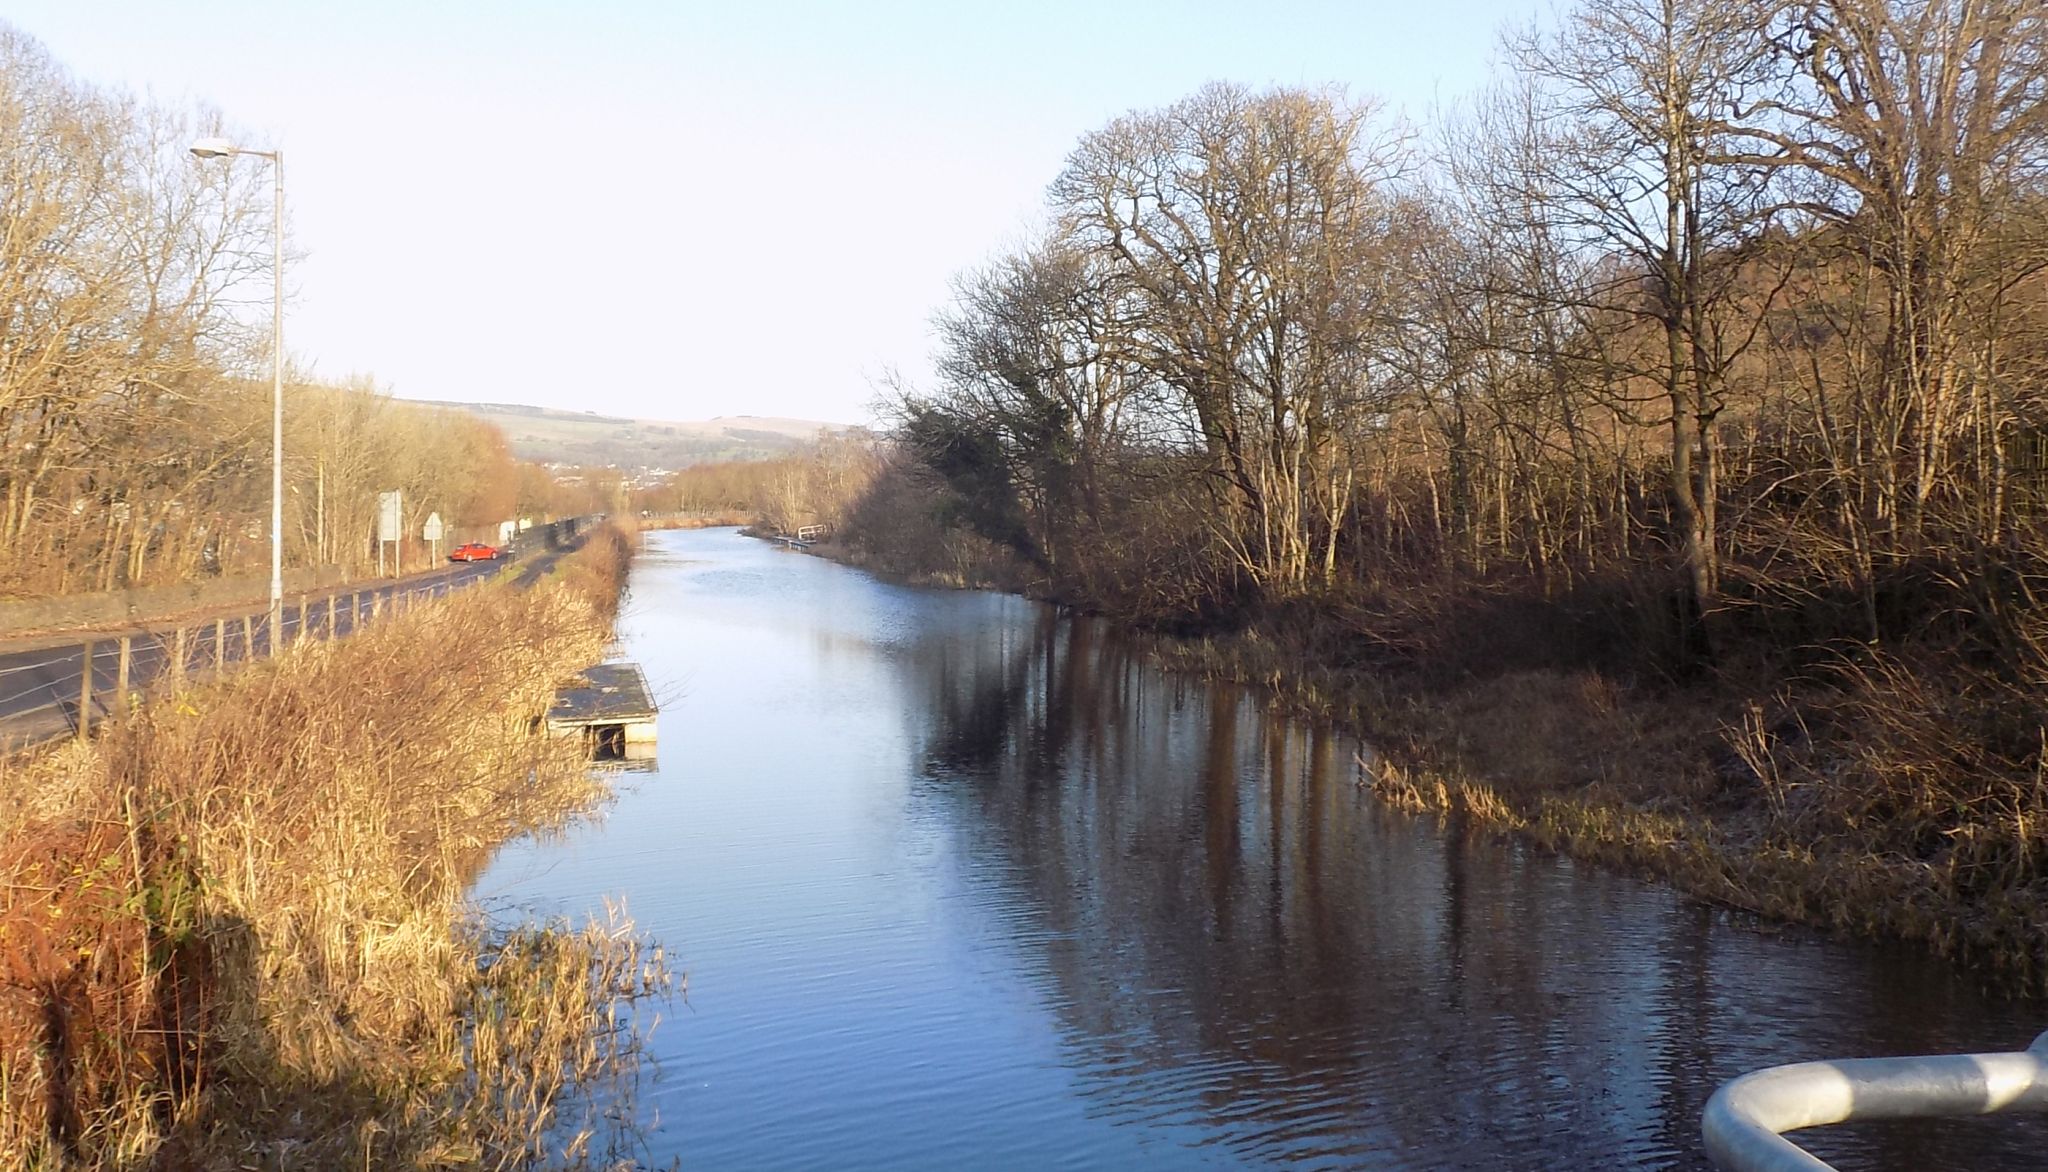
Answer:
[[0, 545, 568, 749]]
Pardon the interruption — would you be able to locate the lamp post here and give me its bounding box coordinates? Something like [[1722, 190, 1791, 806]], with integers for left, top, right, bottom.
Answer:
[[190, 136, 284, 637]]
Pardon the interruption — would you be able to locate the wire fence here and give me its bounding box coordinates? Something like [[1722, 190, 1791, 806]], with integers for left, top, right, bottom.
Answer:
[[0, 565, 499, 752]]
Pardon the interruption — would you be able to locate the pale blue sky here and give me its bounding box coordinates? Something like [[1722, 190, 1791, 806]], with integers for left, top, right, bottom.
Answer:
[[13, 0, 1539, 424]]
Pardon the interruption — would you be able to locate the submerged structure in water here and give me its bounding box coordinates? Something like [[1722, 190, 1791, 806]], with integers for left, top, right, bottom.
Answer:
[[547, 660, 657, 763]]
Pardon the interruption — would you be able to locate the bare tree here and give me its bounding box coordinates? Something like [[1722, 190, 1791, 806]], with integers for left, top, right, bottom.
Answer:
[[1052, 83, 1405, 594], [1505, 0, 1786, 654], [1732, 0, 2048, 547]]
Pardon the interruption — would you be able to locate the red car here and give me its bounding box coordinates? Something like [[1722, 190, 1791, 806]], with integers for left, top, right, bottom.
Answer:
[[449, 542, 500, 562]]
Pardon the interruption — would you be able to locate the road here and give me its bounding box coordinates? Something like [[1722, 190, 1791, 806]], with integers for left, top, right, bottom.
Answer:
[[0, 547, 563, 749]]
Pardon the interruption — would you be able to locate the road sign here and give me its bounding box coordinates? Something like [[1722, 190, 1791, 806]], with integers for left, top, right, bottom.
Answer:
[[422, 512, 444, 542], [377, 491, 403, 542]]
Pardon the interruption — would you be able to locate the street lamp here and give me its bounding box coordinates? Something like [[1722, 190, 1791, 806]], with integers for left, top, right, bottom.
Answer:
[[190, 136, 285, 636]]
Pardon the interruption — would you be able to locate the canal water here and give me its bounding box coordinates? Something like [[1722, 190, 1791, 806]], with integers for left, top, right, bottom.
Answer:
[[476, 528, 2044, 1169]]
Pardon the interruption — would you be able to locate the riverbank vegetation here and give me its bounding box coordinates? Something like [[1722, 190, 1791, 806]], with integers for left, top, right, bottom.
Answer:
[[0, 525, 670, 1167], [810, 0, 2048, 984], [636, 436, 882, 538], [0, 24, 593, 600]]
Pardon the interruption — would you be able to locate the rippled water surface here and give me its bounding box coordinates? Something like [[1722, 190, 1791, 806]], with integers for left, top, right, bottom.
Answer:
[[476, 528, 2044, 1169]]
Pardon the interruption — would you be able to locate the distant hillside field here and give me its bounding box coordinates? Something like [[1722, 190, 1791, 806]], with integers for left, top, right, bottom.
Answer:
[[407, 400, 841, 468]]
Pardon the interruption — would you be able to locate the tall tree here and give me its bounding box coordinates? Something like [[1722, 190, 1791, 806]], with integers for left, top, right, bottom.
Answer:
[[1733, 0, 2048, 545], [929, 235, 1141, 570], [1052, 83, 1403, 594], [1507, 0, 1784, 655]]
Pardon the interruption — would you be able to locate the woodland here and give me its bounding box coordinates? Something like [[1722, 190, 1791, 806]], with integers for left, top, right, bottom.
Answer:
[[661, 0, 2048, 975]]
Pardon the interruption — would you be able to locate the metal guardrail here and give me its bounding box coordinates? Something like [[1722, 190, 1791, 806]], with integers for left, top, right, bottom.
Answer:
[[1703, 1030, 2048, 1170], [0, 516, 606, 751], [0, 568, 493, 750]]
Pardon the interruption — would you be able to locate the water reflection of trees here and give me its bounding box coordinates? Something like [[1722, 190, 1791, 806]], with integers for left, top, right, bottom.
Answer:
[[898, 609, 2045, 1167]]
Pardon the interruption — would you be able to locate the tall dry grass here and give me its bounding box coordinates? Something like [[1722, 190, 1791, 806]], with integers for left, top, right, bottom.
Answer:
[[1152, 612, 2048, 991], [0, 525, 670, 1168]]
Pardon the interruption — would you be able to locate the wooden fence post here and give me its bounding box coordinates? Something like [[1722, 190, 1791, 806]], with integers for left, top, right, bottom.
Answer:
[[170, 627, 188, 685], [244, 614, 255, 659], [215, 617, 226, 671], [78, 640, 93, 739], [116, 635, 132, 715]]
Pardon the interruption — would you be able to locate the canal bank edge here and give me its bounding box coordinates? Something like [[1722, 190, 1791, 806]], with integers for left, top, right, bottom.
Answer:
[[766, 528, 2047, 994], [0, 522, 671, 1167], [1153, 626, 2045, 995]]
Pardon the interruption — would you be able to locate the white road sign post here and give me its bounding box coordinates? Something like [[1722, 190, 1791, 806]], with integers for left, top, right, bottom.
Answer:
[[377, 490, 402, 576], [423, 511, 444, 564]]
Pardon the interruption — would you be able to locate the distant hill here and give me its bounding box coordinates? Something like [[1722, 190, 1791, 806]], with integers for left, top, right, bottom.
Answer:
[[405, 400, 844, 469]]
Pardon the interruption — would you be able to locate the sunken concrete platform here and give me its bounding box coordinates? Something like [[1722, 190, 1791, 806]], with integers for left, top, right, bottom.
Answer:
[[547, 661, 656, 760]]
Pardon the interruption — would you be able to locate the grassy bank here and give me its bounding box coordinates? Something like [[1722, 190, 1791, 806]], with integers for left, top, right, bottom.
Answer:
[[1146, 608, 2048, 995], [639, 512, 753, 531], [0, 524, 671, 1167]]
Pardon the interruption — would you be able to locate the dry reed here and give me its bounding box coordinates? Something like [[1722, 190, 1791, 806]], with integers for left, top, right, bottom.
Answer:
[[1154, 620, 2048, 993], [0, 525, 671, 1168]]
